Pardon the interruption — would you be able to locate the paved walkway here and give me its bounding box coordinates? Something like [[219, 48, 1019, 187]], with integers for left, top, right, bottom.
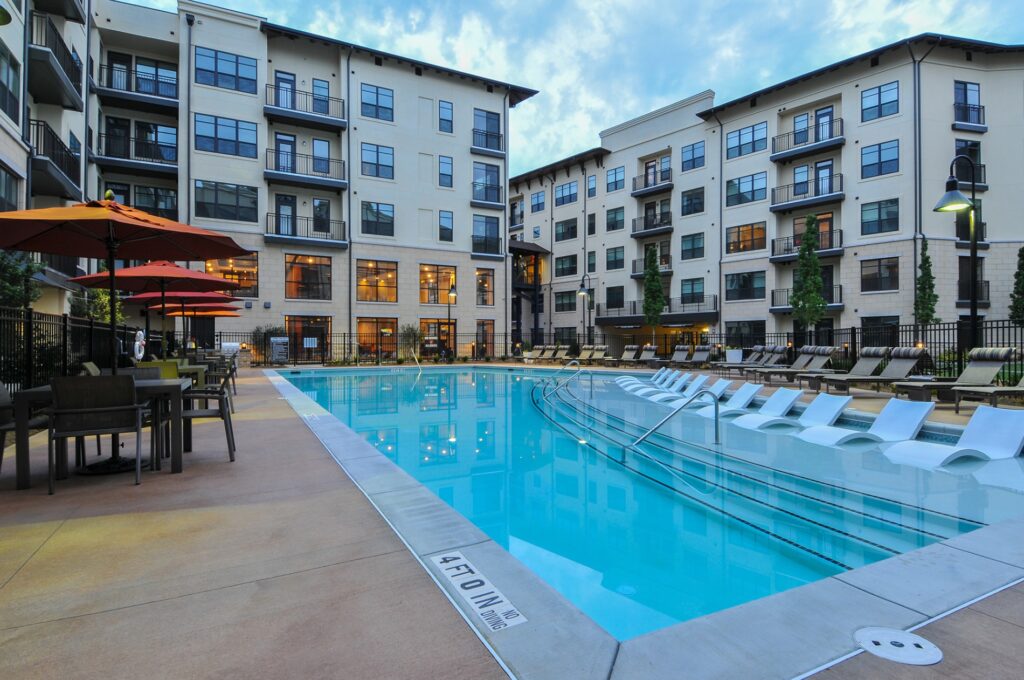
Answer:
[[0, 371, 504, 680]]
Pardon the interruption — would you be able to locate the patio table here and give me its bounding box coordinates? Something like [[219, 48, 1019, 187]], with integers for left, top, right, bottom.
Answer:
[[13, 377, 192, 490], [176, 364, 207, 387]]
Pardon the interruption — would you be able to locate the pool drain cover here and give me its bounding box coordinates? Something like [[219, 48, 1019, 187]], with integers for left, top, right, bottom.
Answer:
[[854, 627, 942, 665]]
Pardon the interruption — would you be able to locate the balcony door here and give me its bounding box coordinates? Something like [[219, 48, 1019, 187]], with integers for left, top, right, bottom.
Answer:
[[814, 106, 833, 142], [644, 201, 657, 226], [275, 133, 296, 173], [815, 159, 833, 196], [473, 162, 500, 202], [105, 116, 130, 158], [108, 52, 132, 90], [275, 194, 296, 235], [312, 197, 331, 234], [644, 159, 657, 187], [275, 71, 296, 109]]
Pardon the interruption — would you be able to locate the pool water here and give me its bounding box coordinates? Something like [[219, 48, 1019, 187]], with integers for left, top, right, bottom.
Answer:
[[282, 367, 1012, 640]]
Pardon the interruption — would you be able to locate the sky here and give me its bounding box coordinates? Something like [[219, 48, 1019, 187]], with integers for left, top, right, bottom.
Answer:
[[134, 0, 1024, 175]]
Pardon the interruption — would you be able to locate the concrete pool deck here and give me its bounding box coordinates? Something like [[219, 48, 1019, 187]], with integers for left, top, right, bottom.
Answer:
[[2, 365, 1023, 679]]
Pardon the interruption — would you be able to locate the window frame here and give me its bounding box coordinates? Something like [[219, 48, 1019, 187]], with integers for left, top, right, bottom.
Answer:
[[356, 259, 398, 303], [681, 141, 704, 171], [861, 198, 899, 235], [361, 142, 395, 179], [194, 180, 257, 222], [680, 187, 704, 216], [680, 233, 705, 260], [360, 83, 395, 121], [360, 200, 395, 236], [605, 246, 624, 271], [861, 257, 900, 292], [438, 99, 453, 133], [438, 155, 453, 188], [476, 268, 494, 306], [726, 122, 768, 159], [530, 190, 545, 213], [861, 81, 899, 122], [554, 254, 578, 277], [438, 209, 453, 242], [606, 207, 624, 232], [194, 46, 257, 94], [724, 270, 766, 301], [554, 218, 578, 242], [861, 140, 899, 179], [554, 180, 578, 206], [725, 172, 767, 206], [284, 253, 332, 300], [725, 222, 767, 254], [606, 166, 625, 192], [206, 253, 258, 298]]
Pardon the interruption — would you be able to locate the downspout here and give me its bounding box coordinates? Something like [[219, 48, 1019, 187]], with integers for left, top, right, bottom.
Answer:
[[908, 39, 939, 324], [712, 112, 724, 336], [185, 13, 195, 222], [503, 89, 510, 354], [345, 46, 352, 342], [21, 1, 31, 208], [546, 172, 555, 337], [580, 159, 587, 342], [82, 1, 92, 198]]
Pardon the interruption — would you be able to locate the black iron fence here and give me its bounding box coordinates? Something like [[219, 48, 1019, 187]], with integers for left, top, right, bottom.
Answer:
[[771, 117, 844, 154], [30, 12, 82, 93], [29, 119, 80, 183], [265, 83, 346, 120], [954, 103, 985, 126], [96, 133, 177, 164], [771, 173, 844, 206], [98, 64, 179, 99], [265, 150, 346, 180], [265, 212, 347, 242]]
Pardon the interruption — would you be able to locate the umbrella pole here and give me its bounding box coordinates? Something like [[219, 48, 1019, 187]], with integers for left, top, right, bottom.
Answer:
[[160, 279, 167, 359], [106, 244, 118, 375]]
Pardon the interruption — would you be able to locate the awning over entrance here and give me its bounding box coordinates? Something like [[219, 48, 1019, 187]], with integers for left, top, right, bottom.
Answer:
[[509, 240, 550, 255]]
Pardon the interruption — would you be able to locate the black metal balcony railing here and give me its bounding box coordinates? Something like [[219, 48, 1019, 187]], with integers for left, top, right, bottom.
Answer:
[[631, 256, 672, 274], [96, 134, 177, 164], [771, 173, 844, 205], [596, 294, 719, 318], [771, 229, 844, 257], [631, 212, 672, 233], [472, 235, 503, 255], [957, 280, 991, 302], [265, 84, 345, 120], [472, 182, 503, 203], [772, 117, 844, 154], [632, 168, 672, 192], [97, 64, 178, 99], [954, 162, 986, 185], [955, 220, 986, 242], [954, 103, 985, 126], [31, 12, 82, 93], [771, 285, 843, 307], [265, 213, 346, 241], [29, 119, 79, 182], [266, 150, 346, 180], [510, 210, 525, 227], [472, 129, 503, 152]]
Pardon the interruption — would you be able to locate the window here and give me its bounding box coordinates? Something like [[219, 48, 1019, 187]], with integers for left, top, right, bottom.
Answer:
[[473, 162, 501, 202], [680, 277, 704, 304], [206, 253, 257, 297], [285, 254, 331, 300], [553, 327, 576, 344], [862, 81, 898, 121], [606, 166, 625, 192], [606, 207, 624, 231], [419, 264, 456, 304], [587, 174, 596, 198], [310, 138, 331, 174], [555, 181, 577, 206], [680, 233, 704, 260], [726, 122, 767, 158], [955, 138, 981, 166], [361, 142, 394, 179], [681, 141, 704, 171], [680, 187, 704, 216], [511, 199, 524, 226], [476, 268, 494, 305], [473, 109, 501, 150], [0, 163, 17, 211], [69, 132, 81, 157], [531, 190, 545, 213], [312, 198, 331, 233], [587, 251, 596, 273], [954, 81, 982, 124], [554, 291, 576, 313], [532, 226, 541, 239], [439, 100, 453, 132], [725, 320, 766, 346], [361, 201, 395, 236], [0, 42, 20, 123], [793, 165, 809, 195], [194, 114, 257, 158], [106, 182, 129, 204], [439, 210, 453, 242], [955, 198, 982, 241], [861, 257, 899, 292], [439, 155, 453, 187], [606, 286, 624, 309], [555, 218, 577, 242], [587, 213, 596, 235], [357, 260, 398, 302], [726, 222, 767, 254], [361, 83, 394, 121], [861, 140, 898, 178], [195, 47, 256, 94], [793, 113, 809, 145], [861, 199, 899, 235], [725, 172, 767, 206], [311, 79, 330, 114], [134, 122, 176, 162], [194, 180, 257, 222], [472, 214, 500, 254], [606, 246, 624, 270], [135, 186, 177, 219], [555, 255, 577, 277], [536, 292, 544, 313], [725, 271, 766, 301]]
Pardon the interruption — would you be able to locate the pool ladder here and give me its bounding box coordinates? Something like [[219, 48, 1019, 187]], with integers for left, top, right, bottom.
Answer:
[[543, 361, 593, 403], [631, 388, 721, 447]]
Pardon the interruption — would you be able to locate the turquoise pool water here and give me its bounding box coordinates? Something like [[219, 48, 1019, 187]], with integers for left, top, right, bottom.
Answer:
[[281, 367, 1003, 640]]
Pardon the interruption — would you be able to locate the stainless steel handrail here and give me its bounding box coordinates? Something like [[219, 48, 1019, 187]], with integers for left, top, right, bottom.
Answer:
[[543, 362, 589, 403], [631, 388, 721, 446]]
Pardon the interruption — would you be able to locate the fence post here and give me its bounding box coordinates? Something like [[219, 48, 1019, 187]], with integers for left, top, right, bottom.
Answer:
[[61, 313, 69, 377], [88, 317, 94, 364], [23, 307, 34, 388]]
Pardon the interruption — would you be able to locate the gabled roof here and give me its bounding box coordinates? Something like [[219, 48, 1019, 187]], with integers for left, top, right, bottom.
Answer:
[[509, 147, 610, 187]]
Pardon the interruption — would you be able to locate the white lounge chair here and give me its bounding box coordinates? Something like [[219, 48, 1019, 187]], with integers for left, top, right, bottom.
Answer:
[[884, 405, 1024, 468], [797, 399, 935, 446], [664, 379, 733, 409], [630, 372, 691, 397], [649, 374, 708, 403], [617, 367, 670, 387], [733, 392, 851, 431], [696, 382, 762, 418], [707, 386, 802, 420]]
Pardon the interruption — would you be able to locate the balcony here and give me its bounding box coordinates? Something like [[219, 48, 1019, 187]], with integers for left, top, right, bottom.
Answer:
[[956, 280, 991, 308], [954, 162, 988, 192], [471, 235, 504, 261], [471, 129, 505, 158], [510, 212, 524, 231], [34, 0, 86, 24], [955, 220, 988, 249], [91, 134, 178, 178], [28, 13, 83, 111], [769, 285, 844, 313], [595, 295, 719, 325], [470, 182, 504, 210], [630, 212, 673, 239], [770, 229, 845, 263], [770, 173, 844, 212], [93, 65, 179, 115], [770, 118, 845, 163], [29, 120, 81, 200], [631, 168, 673, 198], [630, 256, 672, 278], [264, 213, 348, 249], [264, 84, 347, 132], [952, 103, 987, 133], [264, 150, 348, 191]]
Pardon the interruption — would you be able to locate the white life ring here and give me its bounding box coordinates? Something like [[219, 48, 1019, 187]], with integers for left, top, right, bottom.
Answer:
[[133, 330, 146, 361]]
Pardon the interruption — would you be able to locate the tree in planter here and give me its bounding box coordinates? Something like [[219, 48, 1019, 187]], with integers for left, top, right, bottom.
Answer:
[[398, 323, 423, 359], [914, 236, 939, 324], [0, 250, 43, 309], [1010, 247, 1024, 326], [789, 214, 826, 342], [642, 248, 666, 345]]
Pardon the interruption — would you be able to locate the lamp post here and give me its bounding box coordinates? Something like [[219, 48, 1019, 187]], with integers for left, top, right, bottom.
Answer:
[[446, 280, 457, 361], [577, 273, 592, 345], [933, 154, 978, 350]]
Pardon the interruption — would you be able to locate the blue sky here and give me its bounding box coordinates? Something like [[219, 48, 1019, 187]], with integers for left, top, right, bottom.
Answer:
[[136, 0, 1024, 174]]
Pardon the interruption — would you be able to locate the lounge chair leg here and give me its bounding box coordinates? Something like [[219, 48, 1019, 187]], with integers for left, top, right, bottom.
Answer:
[[223, 403, 236, 461], [0, 431, 5, 475], [47, 433, 56, 495]]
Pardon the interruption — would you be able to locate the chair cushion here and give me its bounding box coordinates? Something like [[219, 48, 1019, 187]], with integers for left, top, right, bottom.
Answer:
[[693, 345, 712, 351], [968, 347, 1016, 361], [891, 347, 925, 359], [815, 346, 837, 355], [859, 346, 890, 358], [749, 345, 765, 352], [797, 345, 817, 355]]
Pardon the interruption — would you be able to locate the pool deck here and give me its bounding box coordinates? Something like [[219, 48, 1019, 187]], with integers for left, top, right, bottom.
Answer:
[[1, 364, 1023, 679]]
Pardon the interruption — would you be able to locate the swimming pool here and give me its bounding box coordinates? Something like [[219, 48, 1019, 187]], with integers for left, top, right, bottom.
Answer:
[[281, 367, 1021, 641]]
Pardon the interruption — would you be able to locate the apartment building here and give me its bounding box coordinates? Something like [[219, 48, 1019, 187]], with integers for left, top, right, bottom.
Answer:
[[0, 0, 535, 355], [511, 34, 1024, 348]]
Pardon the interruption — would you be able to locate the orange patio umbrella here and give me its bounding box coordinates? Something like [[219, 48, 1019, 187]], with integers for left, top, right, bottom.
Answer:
[[147, 303, 241, 313], [165, 310, 241, 318]]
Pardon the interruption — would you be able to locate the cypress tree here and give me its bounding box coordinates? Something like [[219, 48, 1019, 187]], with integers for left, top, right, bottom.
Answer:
[[1010, 247, 1024, 326], [914, 236, 939, 324], [789, 215, 826, 333], [642, 247, 666, 344]]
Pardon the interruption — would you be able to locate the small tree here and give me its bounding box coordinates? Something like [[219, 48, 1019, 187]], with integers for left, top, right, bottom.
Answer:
[[789, 214, 826, 339], [642, 248, 665, 344], [0, 251, 43, 309], [398, 323, 423, 359], [914, 236, 939, 324], [1010, 247, 1024, 326]]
